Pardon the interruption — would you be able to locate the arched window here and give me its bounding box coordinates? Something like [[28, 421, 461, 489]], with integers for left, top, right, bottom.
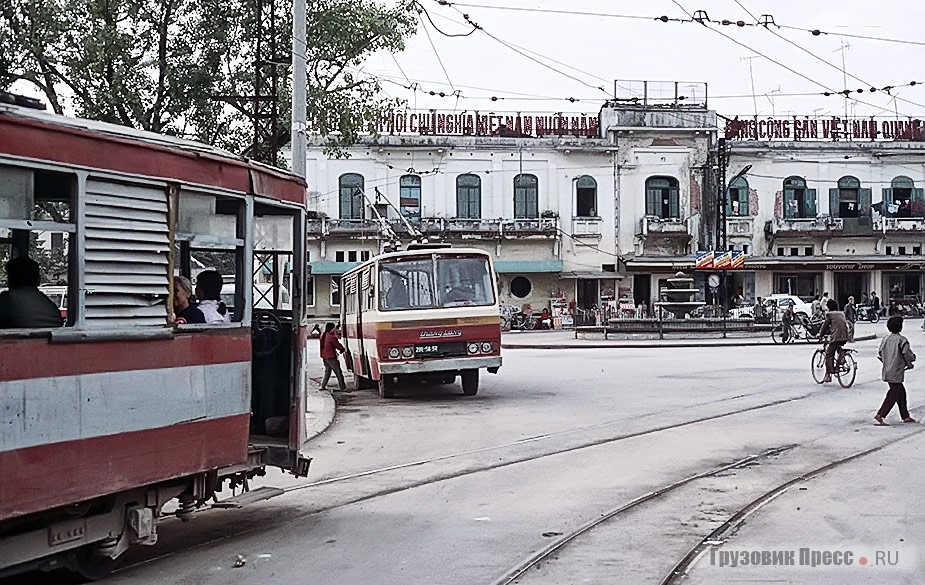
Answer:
[[884, 176, 921, 218], [783, 176, 816, 219], [645, 176, 680, 219], [456, 174, 481, 219], [399, 175, 421, 222], [514, 174, 538, 219], [831, 175, 868, 219], [727, 176, 749, 217], [339, 173, 364, 220], [575, 175, 597, 217]]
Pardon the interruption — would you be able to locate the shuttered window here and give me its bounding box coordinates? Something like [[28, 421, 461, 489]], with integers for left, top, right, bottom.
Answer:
[[83, 179, 169, 327], [645, 176, 680, 219]]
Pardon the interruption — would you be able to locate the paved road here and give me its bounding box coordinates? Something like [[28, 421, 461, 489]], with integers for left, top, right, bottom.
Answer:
[[16, 326, 925, 584]]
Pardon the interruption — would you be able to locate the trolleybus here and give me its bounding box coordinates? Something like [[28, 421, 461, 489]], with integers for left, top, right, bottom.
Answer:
[[340, 246, 502, 398]]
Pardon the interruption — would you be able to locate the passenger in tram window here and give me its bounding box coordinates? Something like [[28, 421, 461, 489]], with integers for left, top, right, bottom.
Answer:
[[195, 270, 230, 324], [172, 275, 205, 325], [0, 256, 64, 329]]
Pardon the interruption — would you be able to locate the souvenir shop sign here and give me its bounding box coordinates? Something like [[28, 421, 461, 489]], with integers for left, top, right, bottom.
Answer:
[[696, 250, 747, 270], [725, 116, 925, 142]]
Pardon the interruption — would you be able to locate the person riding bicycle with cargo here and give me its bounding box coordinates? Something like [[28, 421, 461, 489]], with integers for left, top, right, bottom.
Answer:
[[818, 298, 851, 383]]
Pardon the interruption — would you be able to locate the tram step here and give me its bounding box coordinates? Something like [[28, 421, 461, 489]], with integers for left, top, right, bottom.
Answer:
[[212, 486, 285, 509]]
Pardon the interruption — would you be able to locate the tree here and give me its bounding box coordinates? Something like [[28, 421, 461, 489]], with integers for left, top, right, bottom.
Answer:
[[1, 0, 417, 160]]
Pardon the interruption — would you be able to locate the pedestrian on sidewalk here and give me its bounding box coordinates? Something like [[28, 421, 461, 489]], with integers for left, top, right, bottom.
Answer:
[[875, 316, 917, 425], [320, 322, 347, 391]]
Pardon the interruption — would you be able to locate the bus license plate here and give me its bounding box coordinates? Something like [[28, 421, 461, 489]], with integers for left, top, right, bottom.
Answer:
[[414, 344, 441, 356]]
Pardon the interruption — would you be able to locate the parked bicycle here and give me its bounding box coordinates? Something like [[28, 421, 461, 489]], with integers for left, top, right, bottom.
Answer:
[[772, 314, 825, 344], [811, 340, 858, 388], [509, 310, 536, 331]]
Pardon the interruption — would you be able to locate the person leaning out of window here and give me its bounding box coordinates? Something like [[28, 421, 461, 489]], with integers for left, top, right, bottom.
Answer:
[[0, 256, 63, 329]]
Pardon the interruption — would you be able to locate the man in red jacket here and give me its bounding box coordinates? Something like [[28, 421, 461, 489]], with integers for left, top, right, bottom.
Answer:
[[320, 322, 347, 391]]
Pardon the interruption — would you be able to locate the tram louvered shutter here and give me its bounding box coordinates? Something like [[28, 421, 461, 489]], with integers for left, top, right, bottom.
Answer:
[[83, 179, 169, 327]]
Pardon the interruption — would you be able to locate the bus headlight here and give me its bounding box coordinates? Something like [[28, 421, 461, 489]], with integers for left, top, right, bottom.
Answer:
[[401, 346, 414, 358], [481, 342, 493, 353], [388, 347, 400, 359], [467, 342, 480, 354]]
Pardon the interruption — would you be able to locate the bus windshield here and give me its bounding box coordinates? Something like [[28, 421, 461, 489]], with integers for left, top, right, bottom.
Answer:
[[379, 254, 495, 311]]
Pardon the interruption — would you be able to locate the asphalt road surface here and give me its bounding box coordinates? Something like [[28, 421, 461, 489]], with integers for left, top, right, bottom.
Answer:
[[13, 326, 925, 584]]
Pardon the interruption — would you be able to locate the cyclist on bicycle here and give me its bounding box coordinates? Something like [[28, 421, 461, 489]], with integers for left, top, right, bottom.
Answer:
[[780, 305, 795, 342], [818, 299, 851, 383]]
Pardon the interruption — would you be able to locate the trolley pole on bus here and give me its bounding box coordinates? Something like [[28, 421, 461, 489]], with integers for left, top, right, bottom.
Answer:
[[291, 0, 307, 179]]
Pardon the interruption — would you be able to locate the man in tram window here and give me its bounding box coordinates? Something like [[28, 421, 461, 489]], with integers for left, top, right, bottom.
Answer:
[[0, 256, 64, 328]]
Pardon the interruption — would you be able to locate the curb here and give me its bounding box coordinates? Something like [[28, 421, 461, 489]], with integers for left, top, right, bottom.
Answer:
[[502, 333, 878, 350], [304, 389, 337, 442]]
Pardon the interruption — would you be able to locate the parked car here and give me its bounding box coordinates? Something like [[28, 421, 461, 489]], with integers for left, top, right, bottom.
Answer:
[[763, 294, 812, 318]]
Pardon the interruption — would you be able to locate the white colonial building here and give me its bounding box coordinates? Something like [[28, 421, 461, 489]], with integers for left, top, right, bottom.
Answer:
[[303, 80, 925, 320]]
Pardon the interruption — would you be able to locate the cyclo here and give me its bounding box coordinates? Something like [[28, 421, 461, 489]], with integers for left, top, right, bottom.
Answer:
[[772, 313, 825, 344]]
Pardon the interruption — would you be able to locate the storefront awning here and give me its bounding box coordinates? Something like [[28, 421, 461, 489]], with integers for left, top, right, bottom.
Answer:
[[308, 261, 359, 275], [494, 260, 564, 273], [558, 271, 624, 279]]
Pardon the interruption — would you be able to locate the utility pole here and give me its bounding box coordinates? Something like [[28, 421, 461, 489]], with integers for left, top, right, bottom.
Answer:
[[716, 138, 728, 309], [291, 0, 307, 178]]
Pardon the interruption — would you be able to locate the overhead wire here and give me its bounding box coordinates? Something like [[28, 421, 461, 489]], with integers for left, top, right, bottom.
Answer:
[[729, 0, 925, 111], [669, 0, 916, 117]]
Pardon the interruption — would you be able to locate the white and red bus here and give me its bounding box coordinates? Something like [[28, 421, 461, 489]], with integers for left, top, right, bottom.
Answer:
[[0, 98, 311, 578], [340, 245, 502, 398]]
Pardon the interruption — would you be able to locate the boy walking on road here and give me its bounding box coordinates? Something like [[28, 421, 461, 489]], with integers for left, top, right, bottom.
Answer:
[[875, 316, 917, 425]]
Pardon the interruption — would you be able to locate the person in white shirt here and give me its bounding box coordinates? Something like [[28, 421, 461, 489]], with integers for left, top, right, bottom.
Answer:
[[195, 270, 230, 324]]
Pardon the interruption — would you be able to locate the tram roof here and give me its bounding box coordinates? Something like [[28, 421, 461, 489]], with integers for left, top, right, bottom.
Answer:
[[0, 103, 306, 204]]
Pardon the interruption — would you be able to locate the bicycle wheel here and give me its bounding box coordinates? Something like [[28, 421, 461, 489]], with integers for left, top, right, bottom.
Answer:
[[811, 349, 827, 384], [836, 352, 857, 388], [771, 324, 783, 344]]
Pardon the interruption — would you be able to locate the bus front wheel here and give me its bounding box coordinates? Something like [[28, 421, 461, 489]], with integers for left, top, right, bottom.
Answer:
[[461, 369, 479, 396], [378, 375, 396, 398]]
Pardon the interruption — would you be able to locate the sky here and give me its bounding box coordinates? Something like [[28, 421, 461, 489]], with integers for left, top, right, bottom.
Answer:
[[364, 0, 925, 121]]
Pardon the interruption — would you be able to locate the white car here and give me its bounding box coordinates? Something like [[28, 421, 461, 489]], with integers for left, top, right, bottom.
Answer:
[[763, 294, 812, 318]]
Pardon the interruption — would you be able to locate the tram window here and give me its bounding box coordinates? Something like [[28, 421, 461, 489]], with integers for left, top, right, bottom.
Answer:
[[0, 167, 76, 328], [436, 256, 495, 307]]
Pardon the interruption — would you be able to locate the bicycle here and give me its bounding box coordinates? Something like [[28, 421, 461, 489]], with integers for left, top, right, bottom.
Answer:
[[811, 341, 857, 388], [509, 310, 536, 331]]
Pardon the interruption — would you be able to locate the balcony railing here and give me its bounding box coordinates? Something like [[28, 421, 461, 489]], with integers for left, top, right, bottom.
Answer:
[[727, 217, 753, 236], [571, 216, 603, 236], [307, 216, 559, 238], [874, 217, 925, 232], [772, 217, 843, 234], [640, 216, 690, 237]]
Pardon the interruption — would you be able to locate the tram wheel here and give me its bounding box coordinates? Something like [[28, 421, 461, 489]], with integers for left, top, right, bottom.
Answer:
[[461, 369, 479, 396], [378, 376, 396, 398], [71, 546, 115, 581]]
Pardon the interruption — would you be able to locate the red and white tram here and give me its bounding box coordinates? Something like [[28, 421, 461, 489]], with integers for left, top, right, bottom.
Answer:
[[0, 98, 311, 578], [340, 246, 502, 398]]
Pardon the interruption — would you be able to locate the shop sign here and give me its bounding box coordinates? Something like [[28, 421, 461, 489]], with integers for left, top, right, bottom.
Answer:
[[725, 116, 925, 142], [826, 263, 876, 270], [695, 250, 747, 270], [378, 111, 600, 138]]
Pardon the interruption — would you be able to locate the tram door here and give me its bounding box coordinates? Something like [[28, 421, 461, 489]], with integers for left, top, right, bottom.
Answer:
[[249, 203, 310, 475]]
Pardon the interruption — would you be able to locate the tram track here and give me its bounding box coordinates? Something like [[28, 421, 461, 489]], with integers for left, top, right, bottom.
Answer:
[[111, 383, 848, 577], [484, 424, 925, 585]]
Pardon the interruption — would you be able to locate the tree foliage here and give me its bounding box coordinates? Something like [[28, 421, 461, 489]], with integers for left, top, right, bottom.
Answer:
[[0, 0, 417, 160]]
